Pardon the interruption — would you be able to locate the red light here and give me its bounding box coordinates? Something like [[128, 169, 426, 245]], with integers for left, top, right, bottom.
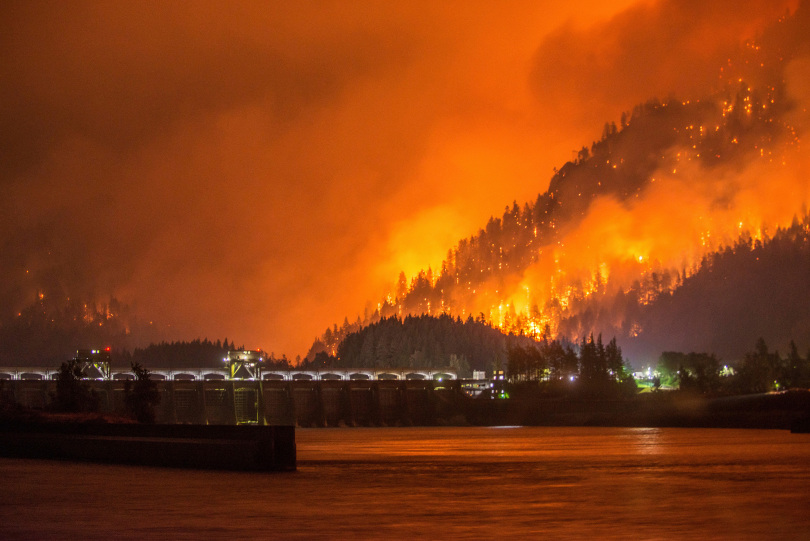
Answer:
[[105, 347, 111, 351]]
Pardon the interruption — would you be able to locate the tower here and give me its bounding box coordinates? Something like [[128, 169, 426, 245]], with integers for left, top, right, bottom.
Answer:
[[74, 348, 112, 380], [225, 349, 264, 380]]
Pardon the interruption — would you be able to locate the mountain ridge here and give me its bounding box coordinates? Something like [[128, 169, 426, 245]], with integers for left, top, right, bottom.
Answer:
[[310, 3, 810, 367]]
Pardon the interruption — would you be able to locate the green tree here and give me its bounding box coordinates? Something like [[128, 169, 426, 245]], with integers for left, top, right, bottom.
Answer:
[[786, 341, 808, 388], [51, 359, 99, 413], [682, 353, 721, 394], [660, 351, 720, 393], [124, 362, 161, 423], [448, 353, 471, 378], [579, 334, 607, 383], [657, 352, 684, 387], [578, 334, 595, 380], [507, 344, 546, 382], [739, 338, 781, 393], [605, 337, 624, 379]]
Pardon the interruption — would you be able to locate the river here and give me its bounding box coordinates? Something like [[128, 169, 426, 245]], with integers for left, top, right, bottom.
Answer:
[[1, 426, 809, 539]]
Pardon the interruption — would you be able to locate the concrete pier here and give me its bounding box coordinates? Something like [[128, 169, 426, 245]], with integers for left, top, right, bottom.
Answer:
[[0, 421, 296, 471]]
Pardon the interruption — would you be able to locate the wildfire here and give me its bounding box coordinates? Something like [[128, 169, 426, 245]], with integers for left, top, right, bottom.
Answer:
[[317, 7, 810, 354], [373, 69, 805, 345]]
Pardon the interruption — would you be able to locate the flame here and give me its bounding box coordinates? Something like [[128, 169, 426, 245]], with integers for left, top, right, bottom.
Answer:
[[315, 8, 810, 358], [370, 44, 810, 345]]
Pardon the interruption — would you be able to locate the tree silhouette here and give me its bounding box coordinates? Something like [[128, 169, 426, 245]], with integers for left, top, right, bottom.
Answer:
[[124, 362, 161, 423], [51, 359, 99, 413]]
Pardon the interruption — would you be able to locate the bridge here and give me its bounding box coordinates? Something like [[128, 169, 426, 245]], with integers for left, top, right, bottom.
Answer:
[[0, 350, 475, 426], [0, 367, 458, 382], [0, 348, 458, 382], [0, 377, 491, 426]]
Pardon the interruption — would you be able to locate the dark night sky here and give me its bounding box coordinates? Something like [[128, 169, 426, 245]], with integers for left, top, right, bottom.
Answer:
[[0, 0, 800, 357]]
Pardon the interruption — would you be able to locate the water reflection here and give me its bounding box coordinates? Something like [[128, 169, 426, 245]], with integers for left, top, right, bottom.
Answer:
[[620, 426, 664, 455], [1, 427, 809, 540]]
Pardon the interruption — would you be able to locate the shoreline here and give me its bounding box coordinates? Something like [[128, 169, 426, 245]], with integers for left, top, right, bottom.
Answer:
[[3, 383, 809, 432]]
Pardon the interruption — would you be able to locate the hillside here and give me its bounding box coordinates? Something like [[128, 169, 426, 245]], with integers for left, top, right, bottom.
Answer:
[[312, 4, 810, 366], [563, 217, 810, 362], [328, 313, 535, 376]]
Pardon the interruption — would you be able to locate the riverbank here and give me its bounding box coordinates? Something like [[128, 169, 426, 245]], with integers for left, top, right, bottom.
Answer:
[[3, 378, 809, 431], [466, 389, 810, 431]]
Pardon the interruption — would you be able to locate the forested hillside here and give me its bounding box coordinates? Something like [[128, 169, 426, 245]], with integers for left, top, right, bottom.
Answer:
[[328, 314, 536, 376], [311, 4, 810, 366]]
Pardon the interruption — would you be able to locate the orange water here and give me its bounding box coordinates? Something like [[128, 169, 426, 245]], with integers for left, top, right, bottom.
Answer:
[[2, 426, 809, 539]]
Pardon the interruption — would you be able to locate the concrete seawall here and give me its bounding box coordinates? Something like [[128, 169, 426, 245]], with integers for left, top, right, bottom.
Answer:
[[0, 422, 296, 471]]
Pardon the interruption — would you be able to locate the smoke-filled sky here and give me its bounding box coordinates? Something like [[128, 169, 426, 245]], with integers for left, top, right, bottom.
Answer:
[[1, 0, 797, 357]]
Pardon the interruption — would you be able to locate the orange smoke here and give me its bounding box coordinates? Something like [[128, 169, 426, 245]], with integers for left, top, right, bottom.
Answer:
[[379, 1, 810, 355], [1, 0, 801, 360]]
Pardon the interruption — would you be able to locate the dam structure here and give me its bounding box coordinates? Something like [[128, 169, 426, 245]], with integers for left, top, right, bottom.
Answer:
[[0, 349, 472, 427]]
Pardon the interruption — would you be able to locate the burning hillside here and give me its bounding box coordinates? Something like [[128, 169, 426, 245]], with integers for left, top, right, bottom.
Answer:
[[313, 4, 810, 365]]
